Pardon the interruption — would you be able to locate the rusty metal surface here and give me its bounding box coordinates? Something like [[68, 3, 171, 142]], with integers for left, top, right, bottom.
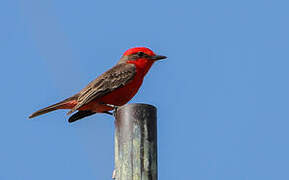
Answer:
[[114, 103, 157, 180]]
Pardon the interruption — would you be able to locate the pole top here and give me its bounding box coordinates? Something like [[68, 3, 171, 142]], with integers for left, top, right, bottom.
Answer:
[[115, 103, 157, 132], [117, 103, 157, 111]]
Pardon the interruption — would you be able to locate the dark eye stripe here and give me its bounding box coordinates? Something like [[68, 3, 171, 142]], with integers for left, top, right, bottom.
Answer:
[[137, 52, 144, 57], [127, 52, 149, 60]]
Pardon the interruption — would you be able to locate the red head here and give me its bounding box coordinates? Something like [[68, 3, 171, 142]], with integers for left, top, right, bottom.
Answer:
[[118, 47, 167, 75], [123, 47, 157, 57]]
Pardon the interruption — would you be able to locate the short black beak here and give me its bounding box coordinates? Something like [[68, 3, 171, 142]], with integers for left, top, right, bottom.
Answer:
[[150, 55, 167, 61]]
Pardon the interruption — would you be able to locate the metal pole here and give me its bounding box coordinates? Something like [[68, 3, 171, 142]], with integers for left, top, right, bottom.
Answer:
[[113, 103, 157, 180]]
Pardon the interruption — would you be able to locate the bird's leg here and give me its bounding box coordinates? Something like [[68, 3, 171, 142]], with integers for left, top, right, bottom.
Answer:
[[100, 102, 119, 117], [113, 107, 118, 117]]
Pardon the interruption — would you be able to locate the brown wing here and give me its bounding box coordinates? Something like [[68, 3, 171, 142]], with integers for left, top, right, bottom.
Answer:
[[67, 63, 136, 115]]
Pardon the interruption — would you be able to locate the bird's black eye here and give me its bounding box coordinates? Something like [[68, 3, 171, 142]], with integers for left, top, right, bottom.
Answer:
[[137, 52, 144, 57]]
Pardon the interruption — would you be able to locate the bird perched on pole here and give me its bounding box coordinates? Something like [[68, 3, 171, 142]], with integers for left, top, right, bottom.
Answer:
[[29, 47, 166, 123]]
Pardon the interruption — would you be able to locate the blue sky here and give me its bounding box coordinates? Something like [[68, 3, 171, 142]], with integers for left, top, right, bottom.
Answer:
[[1, 0, 289, 179]]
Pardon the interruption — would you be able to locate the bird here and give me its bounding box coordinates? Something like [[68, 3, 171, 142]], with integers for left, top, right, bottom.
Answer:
[[29, 47, 167, 123]]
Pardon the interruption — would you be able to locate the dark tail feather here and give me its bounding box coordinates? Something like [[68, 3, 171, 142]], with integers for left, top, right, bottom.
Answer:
[[29, 96, 77, 119], [68, 110, 96, 123]]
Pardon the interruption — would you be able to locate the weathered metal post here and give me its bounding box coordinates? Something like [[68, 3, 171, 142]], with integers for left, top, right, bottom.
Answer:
[[113, 103, 157, 180]]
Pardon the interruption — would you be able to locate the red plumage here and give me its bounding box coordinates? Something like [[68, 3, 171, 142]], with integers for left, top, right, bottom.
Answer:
[[29, 47, 166, 122]]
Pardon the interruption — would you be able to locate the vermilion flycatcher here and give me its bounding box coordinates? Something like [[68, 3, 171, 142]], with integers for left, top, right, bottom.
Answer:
[[29, 47, 166, 123]]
